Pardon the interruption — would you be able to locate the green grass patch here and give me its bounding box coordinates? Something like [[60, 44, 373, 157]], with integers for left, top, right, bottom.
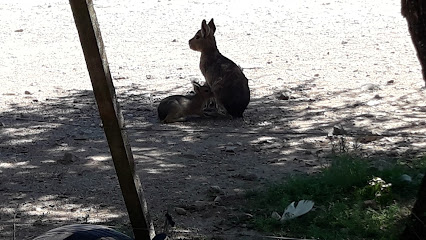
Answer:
[[245, 155, 426, 240]]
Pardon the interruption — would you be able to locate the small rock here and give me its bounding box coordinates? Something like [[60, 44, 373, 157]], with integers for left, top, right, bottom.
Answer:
[[193, 201, 214, 211], [224, 146, 237, 153], [233, 173, 258, 181], [366, 99, 381, 106], [233, 188, 246, 196], [358, 135, 381, 144], [58, 152, 79, 165], [24, 91, 31, 95], [76, 215, 89, 223], [209, 185, 225, 195], [363, 199, 378, 210], [172, 39, 177, 42], [271, 211, 281, 220], [387, 80, 395, 85], [341, 41, 348, 44], [277, 93, 290, 100], [12, 193, 26, 200], [401, 174, 412, 182], [33, 219, 46, 226], [361, 83, 380, 91], [174, 207, 187, 215], [15, 29, 24, 33], [214, 196, 222, 203], [329, 125, 346, 136]]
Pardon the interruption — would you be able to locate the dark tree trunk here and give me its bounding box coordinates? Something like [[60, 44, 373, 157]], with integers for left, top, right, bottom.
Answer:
[[401, 1, 426, 239], [401, 0, 426, 86], [400, 170, 426, 240]]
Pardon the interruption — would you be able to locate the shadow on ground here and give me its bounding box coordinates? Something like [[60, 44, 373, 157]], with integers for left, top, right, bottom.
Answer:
[[0, 82, 425, 239]]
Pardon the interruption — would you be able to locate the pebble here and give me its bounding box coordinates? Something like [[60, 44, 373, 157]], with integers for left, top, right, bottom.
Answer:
[[209, 185, 225, 195], [328, 125, 346, 136], [232, 173, 258, 181], [277, 92, 290, 100], [271, 211, 281, 220], [401, 174, 412, 182], [174, 207, 187, 215], [224, 146, 237, 153], [361, 83, 380, 91], [193, 201, 214, 211], [363, 199, 378, 210], [58, 152, 79, 165]]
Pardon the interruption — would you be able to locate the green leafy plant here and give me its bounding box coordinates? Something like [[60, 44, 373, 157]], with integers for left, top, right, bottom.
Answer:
[[245, 155, 426, 240]]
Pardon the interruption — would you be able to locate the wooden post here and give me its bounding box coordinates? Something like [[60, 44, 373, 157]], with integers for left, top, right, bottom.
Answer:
[[69, 1, 155, 239]]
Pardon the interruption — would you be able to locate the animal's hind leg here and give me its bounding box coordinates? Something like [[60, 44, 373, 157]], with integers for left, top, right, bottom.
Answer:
[[162, 108, 186, 123], [203, 99, 231, 119]]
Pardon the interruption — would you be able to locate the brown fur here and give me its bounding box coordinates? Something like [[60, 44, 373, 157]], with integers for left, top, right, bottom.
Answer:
[[189, 19, 250, 118], [157, 82, 213, 123]]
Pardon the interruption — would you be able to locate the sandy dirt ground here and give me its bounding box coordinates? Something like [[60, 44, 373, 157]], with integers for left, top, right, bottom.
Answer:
[[1, 0, 426, 239]]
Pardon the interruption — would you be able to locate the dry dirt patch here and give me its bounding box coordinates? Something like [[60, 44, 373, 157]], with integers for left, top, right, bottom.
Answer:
[[0, 0, 425, 239]]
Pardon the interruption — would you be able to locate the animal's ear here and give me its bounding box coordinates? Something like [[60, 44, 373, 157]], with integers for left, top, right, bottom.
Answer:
[[192, 81, 201, 91], [201, 19, 210, 38], [208, 18, 216, 35]]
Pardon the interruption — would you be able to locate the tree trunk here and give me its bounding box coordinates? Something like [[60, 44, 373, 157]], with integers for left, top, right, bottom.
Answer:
[[401, 0, 426, 86], [400, 170, 426, 240], [400, 1, 426, 239]]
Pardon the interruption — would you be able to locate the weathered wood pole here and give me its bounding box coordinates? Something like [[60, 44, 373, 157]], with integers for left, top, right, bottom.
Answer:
[[69, 1, 155, 239], [402, 0, 426, 86]]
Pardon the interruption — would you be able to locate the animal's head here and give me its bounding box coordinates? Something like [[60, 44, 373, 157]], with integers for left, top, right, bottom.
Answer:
[[189, 19, 217, 52], [192, 81, 214, 100]]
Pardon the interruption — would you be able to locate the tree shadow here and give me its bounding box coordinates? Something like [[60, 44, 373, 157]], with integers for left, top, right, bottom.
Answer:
[[1, 77, 425, 239], [0, 90, 130, 239]]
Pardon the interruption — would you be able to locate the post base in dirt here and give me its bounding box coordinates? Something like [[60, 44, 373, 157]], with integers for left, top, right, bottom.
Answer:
[[69, 0, 155, 239]]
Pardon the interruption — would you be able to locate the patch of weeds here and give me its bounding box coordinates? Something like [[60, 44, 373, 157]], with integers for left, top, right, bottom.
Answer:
[[245, 155, 426, 240]]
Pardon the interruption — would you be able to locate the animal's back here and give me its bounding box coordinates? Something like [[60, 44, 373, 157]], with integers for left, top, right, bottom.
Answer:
[[205, 55, 250, 118], [157, 95, 190, 121]]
